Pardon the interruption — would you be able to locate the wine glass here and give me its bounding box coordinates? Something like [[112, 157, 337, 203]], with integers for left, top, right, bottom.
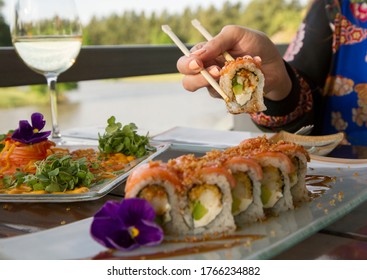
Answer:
[[11, 0, 83, 139]]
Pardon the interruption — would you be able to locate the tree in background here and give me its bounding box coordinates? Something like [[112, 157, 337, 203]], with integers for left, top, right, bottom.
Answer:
[[239, 0, 304, 42], [84, 0, 305, 46], [1, 0, 305, 47], [0, 0, 11, 46]]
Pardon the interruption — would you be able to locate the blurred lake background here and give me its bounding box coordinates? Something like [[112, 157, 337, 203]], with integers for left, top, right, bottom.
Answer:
[[0, 76, 258, 136]]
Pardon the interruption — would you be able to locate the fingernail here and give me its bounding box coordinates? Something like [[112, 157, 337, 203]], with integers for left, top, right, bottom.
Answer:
[[191, 48, 206, 56], [189, 59, 202, 70], [208, 66, 220, 76]]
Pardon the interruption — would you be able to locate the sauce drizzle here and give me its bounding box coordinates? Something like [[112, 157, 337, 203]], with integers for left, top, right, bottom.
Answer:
[[306, 174, 335, 199], [92, 233, 264, 260]]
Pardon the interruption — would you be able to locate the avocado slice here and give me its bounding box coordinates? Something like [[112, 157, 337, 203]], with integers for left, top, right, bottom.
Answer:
[[232, 196, 242, 213], [192, 200, 208, 221], [261, 187, 272, 205], [233, 84, 243, 96]]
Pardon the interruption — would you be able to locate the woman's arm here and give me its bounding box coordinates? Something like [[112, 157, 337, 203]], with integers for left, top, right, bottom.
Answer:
[[287, 0, 333, 87], [250, 0, 334, 133]]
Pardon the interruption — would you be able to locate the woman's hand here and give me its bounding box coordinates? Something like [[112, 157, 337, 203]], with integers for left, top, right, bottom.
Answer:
[[176, 25, 292, 101]]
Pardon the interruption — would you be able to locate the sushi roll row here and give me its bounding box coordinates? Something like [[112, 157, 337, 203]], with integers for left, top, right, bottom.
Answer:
[[125, 136, 310, 237], [218, 136, 311, 216]]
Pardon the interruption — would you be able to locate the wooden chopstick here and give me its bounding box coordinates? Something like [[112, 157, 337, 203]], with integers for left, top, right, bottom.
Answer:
[[161, 24, 230, 103], [191, 19, 234, 62]]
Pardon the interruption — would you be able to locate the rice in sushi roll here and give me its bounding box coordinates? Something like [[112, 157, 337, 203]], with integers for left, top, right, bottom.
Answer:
[[220, 55, 266, 114]]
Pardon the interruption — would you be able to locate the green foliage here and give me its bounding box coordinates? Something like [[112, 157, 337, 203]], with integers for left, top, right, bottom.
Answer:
[[0, 20, 11, 46], [83, 0, 306, 45], [0, 0, 11, 46], [0, 82, 78, 108], [240, 0, 303, 38], [98, 116, 156, 157], [28, 82, 78, 103], [0, 87, 49, 107], [30, 82, 78, 95]]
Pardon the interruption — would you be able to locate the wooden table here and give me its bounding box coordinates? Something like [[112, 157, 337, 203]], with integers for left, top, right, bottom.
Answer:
[[1, 144, 367, 260]]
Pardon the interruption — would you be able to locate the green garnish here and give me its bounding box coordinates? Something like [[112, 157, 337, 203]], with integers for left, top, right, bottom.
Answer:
[[1, 173, 21, 189], [0, 133, 8, 152], [0, 172, 29, 189], [23, 154, 95, 192], [98, 116, 156, 157]]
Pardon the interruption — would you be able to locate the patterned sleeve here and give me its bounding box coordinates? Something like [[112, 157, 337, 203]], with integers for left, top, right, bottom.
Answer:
[[250, 0, 334, 133]]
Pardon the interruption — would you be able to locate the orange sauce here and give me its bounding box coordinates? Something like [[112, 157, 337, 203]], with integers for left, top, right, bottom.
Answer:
[[0, 185, 90, 195]]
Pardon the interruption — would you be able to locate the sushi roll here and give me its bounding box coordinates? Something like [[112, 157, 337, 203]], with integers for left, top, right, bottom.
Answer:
[[241, 136, 311, 204], [125, 161, 189, 236], [269, 141, 311, 204], [222, 156, 265, 225], [251, 151, 295, 215], [225, 136, 295, 215], [168, 154, 236, 235], [204, 149, 265, 225], [220, 55, 266, 114]]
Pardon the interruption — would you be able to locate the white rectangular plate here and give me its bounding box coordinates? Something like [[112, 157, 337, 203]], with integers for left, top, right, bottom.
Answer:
[[0, 159, 366, 259]]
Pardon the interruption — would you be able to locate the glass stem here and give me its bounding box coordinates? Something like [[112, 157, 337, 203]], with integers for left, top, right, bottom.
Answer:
[[46, 75, 61, 139]]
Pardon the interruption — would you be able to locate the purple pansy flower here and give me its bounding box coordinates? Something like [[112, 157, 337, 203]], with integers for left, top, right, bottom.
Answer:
[[11, 112, 51, 144], [90, 198, 164, 251]]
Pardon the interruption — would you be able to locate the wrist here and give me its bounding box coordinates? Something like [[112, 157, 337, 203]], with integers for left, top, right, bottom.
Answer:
[[262, 61, 302, 116], [264, 60, 292, 101]]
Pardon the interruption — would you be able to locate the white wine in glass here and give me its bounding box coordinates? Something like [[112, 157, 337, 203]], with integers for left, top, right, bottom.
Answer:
[[11, 0, 83, 139]]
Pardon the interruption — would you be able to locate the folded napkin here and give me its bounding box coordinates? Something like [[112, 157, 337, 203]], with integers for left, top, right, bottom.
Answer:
[[152, 126, 265, 148], [62, 126, 105, 140], [63, 126, 150, 140]]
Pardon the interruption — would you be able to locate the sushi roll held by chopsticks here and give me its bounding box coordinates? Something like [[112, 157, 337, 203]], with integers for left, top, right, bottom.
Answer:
[[162, 21, 267, 115], [220, 55, 266, 114], [191, 19, 267, 114]]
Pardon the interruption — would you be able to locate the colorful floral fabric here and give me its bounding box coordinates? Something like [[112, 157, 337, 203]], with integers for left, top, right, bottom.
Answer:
[[325, 0, 367, 144], [251, 0, 367, 145]]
